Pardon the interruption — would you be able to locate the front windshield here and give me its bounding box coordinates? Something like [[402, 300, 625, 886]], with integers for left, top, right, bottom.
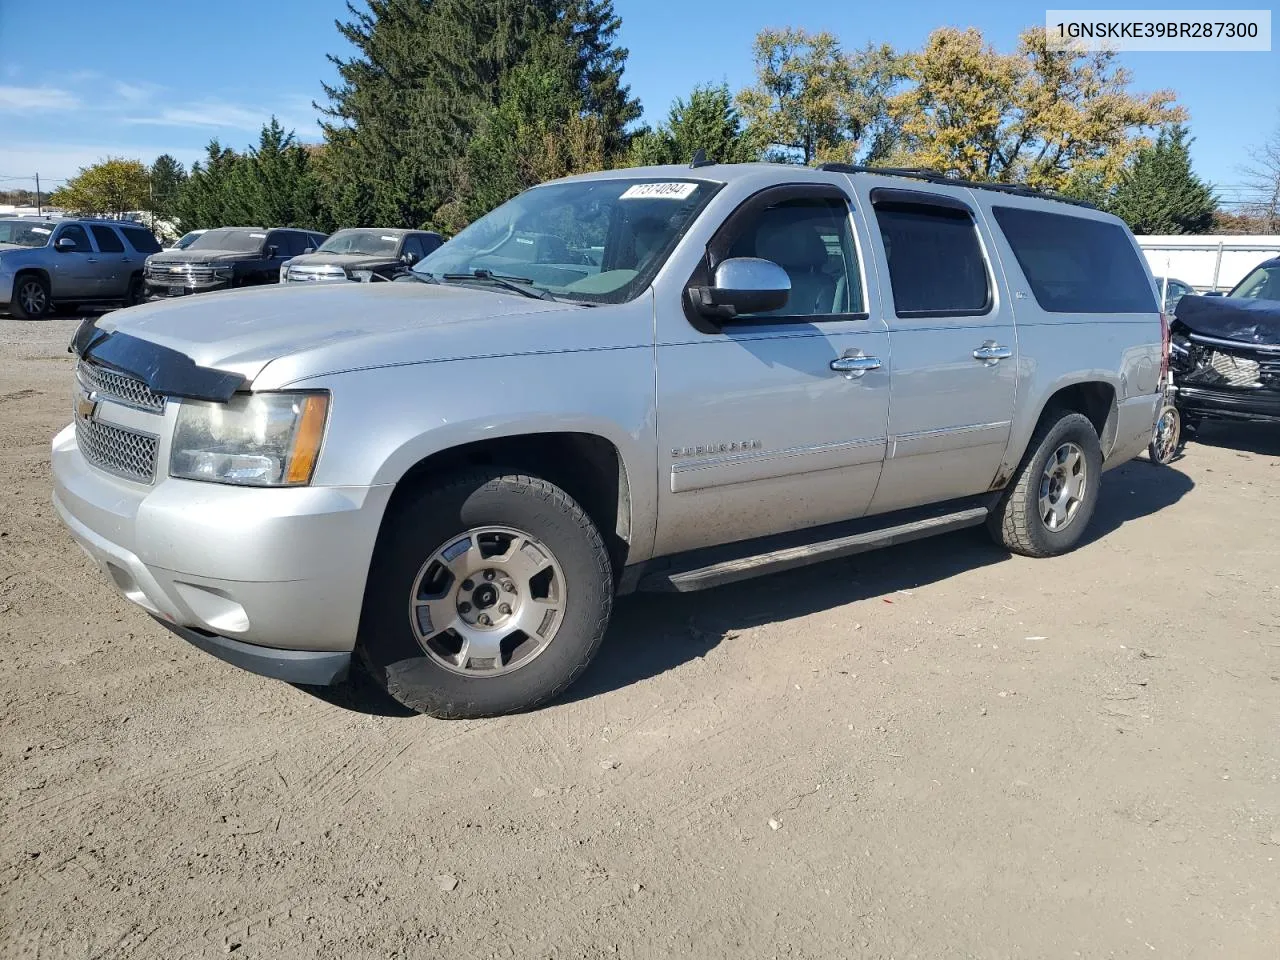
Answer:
[[0, 220, 55, 248], [1229, 263, 1280, 301], [319, 229, 400, 256], [174, 231, 203, 249], [187, 228, 265, 253], [413, 178, 718, 303]]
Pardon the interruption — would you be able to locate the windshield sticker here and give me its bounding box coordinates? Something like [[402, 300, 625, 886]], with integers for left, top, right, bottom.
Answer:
[[620, 182, 698, 201], [31, 227, 51, 235], [380, 235, 397, 241], [250, 232, 266, 238]]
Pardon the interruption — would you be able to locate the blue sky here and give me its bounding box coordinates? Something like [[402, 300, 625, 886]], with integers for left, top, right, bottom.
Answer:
[[1, 0, 1275, 206]]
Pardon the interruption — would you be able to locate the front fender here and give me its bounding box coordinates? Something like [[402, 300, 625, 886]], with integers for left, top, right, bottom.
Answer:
[[288, 347, 659, 559]]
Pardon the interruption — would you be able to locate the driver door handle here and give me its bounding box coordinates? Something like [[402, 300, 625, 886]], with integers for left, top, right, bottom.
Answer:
[[85, 257, 99, 263], [830, 355, 883, 378], [973, 342, 1013, 363]]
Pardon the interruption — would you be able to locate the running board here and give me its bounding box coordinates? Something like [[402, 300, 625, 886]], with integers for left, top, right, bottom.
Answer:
[[640, 507, 989, 593]]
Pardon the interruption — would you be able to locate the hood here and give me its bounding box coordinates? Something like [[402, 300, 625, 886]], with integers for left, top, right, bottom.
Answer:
[[1173, 294, 1280, 347], [92, 280, 595, 387], [148, 249, 262, 265], [287, 252, 398, 270]]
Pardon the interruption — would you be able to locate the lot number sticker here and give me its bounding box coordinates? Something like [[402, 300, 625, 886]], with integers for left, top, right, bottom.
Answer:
[[620, 182, 698, 200]]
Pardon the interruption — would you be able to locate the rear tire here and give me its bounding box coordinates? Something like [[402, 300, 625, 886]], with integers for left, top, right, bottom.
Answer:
[[11, 274, 52, 320], [124, 275, 145, 307], [988, 411, 1103, 558], [358, 469, 613, 718], [1147, 402, 1181, 465]]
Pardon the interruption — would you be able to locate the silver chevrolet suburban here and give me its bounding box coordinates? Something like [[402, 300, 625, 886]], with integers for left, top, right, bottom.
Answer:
[[52, 163, 1165, 717]]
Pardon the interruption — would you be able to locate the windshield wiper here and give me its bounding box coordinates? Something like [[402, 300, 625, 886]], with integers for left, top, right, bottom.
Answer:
[[440, 269, 556, 301]]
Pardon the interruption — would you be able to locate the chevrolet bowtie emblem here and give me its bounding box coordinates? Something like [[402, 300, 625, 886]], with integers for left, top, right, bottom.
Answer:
[[76, 392, 98, 420]]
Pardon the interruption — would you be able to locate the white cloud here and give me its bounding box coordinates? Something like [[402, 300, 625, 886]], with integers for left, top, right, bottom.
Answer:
[[0, 143, 206, 183], [113, 81, 155, 104], [127, 99, 319, 134], [0, 86, 81, 112]]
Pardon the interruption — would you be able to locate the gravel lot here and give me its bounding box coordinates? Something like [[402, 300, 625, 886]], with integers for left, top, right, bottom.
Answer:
[[2, 315, 1278, 959]]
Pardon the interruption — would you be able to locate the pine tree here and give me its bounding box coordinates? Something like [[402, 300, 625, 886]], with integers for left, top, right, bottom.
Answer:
[[1109, 125, 1217, 234], [148, 154, 187, 222], [318, 0, 639, 230], [627, 84, 762, 166], [175, 141, 242, 230]]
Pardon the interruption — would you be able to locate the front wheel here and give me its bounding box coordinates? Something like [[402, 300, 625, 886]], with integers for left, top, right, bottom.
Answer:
[[11, 274, 52, 320], [988, 411, 1103, 558], [358, 470, 613, 718]]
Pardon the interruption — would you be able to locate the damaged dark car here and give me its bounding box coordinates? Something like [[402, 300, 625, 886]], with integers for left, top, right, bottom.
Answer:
[[1169, 258, 1280, 429]]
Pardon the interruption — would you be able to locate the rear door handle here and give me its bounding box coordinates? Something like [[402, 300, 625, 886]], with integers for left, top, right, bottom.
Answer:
[[973, 342, 1012, 363], [85, 258, 99, 263], [830, 355, 883, 378]]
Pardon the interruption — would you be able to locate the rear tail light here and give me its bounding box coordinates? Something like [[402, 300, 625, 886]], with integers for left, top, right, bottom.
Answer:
[[1159, 312, 1170, 384]]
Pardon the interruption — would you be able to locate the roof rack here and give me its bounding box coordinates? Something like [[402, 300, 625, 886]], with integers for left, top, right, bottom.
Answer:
[[815, 163, 1097, 209]]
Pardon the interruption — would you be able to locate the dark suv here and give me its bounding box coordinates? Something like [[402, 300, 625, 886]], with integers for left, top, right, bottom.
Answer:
[[281, 228, 444, 283], [143, 227, 327, 299], [0, 218, 163, 319]]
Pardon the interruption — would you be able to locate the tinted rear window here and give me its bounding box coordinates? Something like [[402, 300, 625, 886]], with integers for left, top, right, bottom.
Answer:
[[991, 206, 1156, 314], [121, 226, 162, 253], [874, 204, 991, 316], [89, 225, 125, 253]]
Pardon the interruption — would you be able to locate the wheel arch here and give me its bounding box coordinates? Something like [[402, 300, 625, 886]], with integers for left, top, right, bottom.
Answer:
[[997, 376, 1119, 488], [380, 431, 636, 580]]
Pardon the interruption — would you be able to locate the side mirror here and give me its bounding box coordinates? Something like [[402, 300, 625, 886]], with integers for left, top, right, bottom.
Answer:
[[302, 246, 315, 254], [401, 251, 418, 265], [266, 245, 279, 258], [690, 257, 790, 320], [55, 237, 78, 252]]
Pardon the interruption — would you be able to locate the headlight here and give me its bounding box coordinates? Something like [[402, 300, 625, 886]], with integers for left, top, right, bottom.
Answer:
[[279, 262, 290, 282], [170, 392, 329, 486], [212, 265, 236, 280]]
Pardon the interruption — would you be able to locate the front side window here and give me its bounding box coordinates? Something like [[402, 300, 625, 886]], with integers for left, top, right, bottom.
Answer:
[[875, 204, 991, 317], [56, 224, 91, 251], [1229, 263, 1280, 301], [991, 206, 1156, 314], [90, 225, 125, 253], [722, 196, 866, 318], [414, 178, 718, 304]]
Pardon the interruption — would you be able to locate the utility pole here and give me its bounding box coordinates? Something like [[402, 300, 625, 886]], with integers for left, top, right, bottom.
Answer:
[[35, 173, 42, 216]]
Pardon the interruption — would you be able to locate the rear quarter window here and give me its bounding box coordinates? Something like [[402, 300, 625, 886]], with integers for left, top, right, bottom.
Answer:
[[991, 206, 1156, 314], [121, 226, 162, 254]]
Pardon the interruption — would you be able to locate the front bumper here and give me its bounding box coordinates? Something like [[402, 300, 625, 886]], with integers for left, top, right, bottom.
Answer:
[[144, 278, 231, 298], [1176, 385, 1280, 424], [51, 423, 393, 684]]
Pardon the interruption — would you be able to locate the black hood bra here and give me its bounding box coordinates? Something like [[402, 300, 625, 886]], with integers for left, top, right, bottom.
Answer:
[[70, 318, 245, 401]]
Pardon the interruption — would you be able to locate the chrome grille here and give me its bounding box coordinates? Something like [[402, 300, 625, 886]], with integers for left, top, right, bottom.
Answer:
[[77, 361, 166, 413], [76, 416, 158, 483], [148, 262, 214, 282], [1209, 351, 1262, 388]]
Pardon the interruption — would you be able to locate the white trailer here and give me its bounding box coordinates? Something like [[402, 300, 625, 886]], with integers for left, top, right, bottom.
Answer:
[[1137, 235, 1280, 293]]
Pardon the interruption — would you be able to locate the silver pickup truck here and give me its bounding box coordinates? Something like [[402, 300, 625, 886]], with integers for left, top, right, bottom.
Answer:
[[52, 163, 1165, 717]]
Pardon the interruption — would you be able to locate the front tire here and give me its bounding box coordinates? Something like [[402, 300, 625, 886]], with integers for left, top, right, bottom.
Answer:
[[358, 469, 613, 718], [11, 274, 52, 320], [988, 411, 1103, 558]]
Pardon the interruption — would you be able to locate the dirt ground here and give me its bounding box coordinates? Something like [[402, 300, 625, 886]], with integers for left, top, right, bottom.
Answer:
[[2, 314, 1278, 960]]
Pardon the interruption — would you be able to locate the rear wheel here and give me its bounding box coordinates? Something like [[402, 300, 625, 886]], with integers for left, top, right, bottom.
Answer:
[[989, 411, 1103, 558], [1148, 402, 1181, 465], [358, 469, 613, 718], [11, 274, 51, 320], [124, 275, 145, 307]]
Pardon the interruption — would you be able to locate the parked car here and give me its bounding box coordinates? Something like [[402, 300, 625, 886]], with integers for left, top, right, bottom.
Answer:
[[280, 228, 443, 283], [1153, 275, 1194, 314], [54, 163, 1163, 718], [1166, 268, 1280, 428], [143, 226, 326, 299], [167, 229, 207, 251], [0, 217, 161, 319]]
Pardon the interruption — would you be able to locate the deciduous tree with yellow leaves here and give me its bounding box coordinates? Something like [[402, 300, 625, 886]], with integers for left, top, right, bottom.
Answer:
[[885, 27, 1184, 193]]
